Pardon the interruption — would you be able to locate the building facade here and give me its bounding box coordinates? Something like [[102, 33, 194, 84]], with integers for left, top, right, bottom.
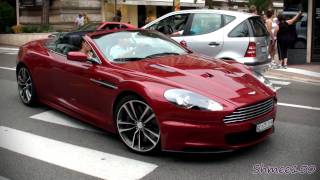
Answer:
[[18, 0, 255, 30], [19, 0, 102, 30]]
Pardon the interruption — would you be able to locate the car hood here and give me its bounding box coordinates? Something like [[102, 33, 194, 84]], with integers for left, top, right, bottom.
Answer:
[[116, 54, 273, 107]]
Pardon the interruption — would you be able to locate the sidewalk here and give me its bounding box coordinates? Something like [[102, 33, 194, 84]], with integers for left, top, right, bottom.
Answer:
[[264, 63, 320, 84], [0, 44, 19, 50]]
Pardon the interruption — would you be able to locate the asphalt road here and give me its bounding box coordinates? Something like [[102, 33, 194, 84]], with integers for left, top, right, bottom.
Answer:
[[0, 52, 319, 180]]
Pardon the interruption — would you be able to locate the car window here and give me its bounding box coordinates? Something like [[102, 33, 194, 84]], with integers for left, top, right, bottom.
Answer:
[[102, 24, 121, 30], [188, 13, 222, 35], [152, 14, 189, 35], [120, 24, 128, 29], [224, 15, 236, 25], [229, 21, 249, 37], [248, 17, 268, 37], [78, 23, 100, 31], [147, 23, 158, 30]]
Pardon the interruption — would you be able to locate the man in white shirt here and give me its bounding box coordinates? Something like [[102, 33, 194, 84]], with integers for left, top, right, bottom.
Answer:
[[74, 13, 84, 29]]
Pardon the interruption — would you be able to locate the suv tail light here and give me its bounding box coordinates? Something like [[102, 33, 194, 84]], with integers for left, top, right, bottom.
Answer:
[[244, 42, 256, 57]]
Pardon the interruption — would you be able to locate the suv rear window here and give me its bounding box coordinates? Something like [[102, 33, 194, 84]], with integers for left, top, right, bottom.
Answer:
[[248, 17, 268, 37], [228, 21, 249, 37]]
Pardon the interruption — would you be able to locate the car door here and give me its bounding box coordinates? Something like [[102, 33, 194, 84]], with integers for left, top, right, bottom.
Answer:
[[174, 13, 224, 58], [48, 41, 117, 127]]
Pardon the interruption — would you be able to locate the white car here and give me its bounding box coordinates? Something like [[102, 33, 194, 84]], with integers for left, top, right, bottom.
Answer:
[[143, 9, 271, 72]]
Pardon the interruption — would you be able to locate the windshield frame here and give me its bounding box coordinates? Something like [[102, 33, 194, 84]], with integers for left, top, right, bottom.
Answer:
[[90, 29, 191, 63]]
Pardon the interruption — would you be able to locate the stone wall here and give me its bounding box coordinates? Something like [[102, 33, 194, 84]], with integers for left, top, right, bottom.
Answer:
[[20, 0, 102, 31], [0, 33, 51, 46]]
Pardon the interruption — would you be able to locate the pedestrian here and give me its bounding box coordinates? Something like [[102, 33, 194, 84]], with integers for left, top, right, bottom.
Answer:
[[74, 13, 84, 29], [112, 10, 122, 22], [145, 10, 156, 24], [265, 9, 276, 65], [274, 11, 302, 69], [248, 5, 257, 15], [83, 13, 90, 25]]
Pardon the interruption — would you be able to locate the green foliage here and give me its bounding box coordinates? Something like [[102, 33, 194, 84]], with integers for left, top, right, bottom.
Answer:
[[0, 1, 15, 33], [21, 25, 53, 33], [248, 0, 271, 14], [21, 26, 38, 33], [39, 24, 53, 32]]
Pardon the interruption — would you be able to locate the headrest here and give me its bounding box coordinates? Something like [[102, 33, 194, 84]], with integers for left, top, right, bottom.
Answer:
[[68, 35, 83, 48]]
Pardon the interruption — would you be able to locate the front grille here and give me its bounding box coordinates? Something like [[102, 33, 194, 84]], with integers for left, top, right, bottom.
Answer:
[[225, 127, 274, 145], [223, 98, 274, 123]]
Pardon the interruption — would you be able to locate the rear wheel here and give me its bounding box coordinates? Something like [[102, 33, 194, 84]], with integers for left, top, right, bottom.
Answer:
[[115, 96, 160, 154], [17, 66, 37, 106], [294, 40, 306, 49]]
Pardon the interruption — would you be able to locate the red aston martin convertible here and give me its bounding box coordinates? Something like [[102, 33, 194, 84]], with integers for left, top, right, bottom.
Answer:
[[16, 29, 277, 154]]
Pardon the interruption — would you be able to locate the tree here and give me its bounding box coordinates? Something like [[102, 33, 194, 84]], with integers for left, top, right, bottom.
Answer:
[[41, 0, 49, 25], [0, 0, 15, 32], [248, 0, 272, 14]]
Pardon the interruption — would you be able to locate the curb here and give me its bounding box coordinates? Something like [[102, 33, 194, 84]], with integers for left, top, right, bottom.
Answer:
[[0, 47, 19, 51]]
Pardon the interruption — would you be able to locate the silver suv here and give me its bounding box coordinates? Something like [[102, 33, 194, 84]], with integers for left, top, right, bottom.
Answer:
[[143, 10, 270, 72]]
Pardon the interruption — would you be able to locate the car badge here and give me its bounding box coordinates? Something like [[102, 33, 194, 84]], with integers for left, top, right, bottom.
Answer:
[[248, 91, 256, 95]]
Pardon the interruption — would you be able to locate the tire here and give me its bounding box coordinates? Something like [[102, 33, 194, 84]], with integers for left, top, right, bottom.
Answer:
[[16, 66, 37, 106], [115, 95, 161, 154], [294, 40, 306, 49]]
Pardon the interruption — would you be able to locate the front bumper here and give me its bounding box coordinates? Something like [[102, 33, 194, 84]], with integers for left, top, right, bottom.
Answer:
[[159, 108, 276, 153]]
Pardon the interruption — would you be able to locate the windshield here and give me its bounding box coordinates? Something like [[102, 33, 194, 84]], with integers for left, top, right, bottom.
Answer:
[[92, 30, 188, 62]]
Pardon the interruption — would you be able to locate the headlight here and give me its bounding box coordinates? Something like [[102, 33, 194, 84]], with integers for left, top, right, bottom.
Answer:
[[164, 89, 223, 111], [252, 71, 276, 92]]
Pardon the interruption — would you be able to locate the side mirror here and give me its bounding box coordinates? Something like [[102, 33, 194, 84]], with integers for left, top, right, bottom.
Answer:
[[179, 40, 188, 47], [67, 51, 87, 62], [179, 40, 193, 53]]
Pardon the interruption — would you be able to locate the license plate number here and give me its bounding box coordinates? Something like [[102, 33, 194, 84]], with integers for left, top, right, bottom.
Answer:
[[256, 119, 273, 133], [261, 47, 267, 53]]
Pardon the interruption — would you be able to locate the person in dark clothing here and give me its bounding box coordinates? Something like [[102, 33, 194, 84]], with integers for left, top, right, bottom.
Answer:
[[274, 11, 302, 68]]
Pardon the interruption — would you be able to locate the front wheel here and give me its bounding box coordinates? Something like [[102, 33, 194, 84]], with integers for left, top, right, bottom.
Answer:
[[17, 66, 37, 106], [115, 96, 161, 154]]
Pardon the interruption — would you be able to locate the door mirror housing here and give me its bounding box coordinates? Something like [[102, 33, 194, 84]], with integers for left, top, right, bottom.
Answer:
[[67, 52, 87, 62]]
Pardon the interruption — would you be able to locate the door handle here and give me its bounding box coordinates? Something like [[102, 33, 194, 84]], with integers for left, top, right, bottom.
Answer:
[[208, 42, 220, 46]]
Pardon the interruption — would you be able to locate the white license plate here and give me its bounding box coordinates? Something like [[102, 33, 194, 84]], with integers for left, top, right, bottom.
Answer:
[[261, 47, 267, 53], [256, 119, 273, 133]]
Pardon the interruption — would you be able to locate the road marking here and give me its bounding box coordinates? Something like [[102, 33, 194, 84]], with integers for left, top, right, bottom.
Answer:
[[0, 176, 10, 180], [0, 66, 16, 71], [278, 102, 320, 111], [0, 48, 19, 55], [269, 80, 291, 86], [30, 111, 102, 133], [0, 126, 158, 180], [274, 86, 282, 91], [265, 75, 288, 80], [276, 67, 320, 78]]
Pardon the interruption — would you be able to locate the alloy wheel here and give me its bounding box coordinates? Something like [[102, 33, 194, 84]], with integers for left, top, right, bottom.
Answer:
[[17, 67, 33, 104], [116, 99, 160, 153]]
